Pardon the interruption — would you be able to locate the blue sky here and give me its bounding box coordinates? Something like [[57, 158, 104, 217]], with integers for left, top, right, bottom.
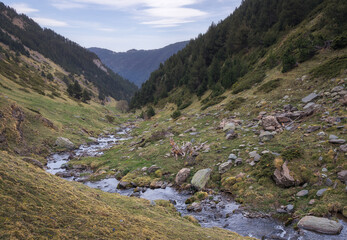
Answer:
[[2, 0, 242, 52]]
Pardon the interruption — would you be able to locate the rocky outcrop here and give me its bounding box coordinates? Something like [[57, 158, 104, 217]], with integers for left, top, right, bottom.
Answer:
[[191, 168, 211, 190], [262, 116, 281, 131], [298, 216, 343, 235], [55, 137, 74, 149], [273, 161, 295, 187], [175, 168, 190, 185]]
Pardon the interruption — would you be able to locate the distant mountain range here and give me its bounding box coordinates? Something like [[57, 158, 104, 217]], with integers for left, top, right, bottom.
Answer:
[[89, 41, 189, 87]]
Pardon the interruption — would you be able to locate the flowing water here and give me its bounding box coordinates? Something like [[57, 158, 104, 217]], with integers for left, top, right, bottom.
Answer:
[[46, 128, 347, 240]]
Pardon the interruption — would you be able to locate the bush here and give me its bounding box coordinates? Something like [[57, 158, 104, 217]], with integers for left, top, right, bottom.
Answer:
[[281, 146, 304, 161], [282, 49, 296, 73], [171, 110, 181, 119], [256, 78, 282, 93], [146, 106, 155, 118], [226, 97, 246, 111]]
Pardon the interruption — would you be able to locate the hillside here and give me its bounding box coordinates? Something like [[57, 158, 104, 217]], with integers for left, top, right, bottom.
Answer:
[[0, 2, 137, 101], [89, 41, 188, 87], [130, 0, 346, 109]]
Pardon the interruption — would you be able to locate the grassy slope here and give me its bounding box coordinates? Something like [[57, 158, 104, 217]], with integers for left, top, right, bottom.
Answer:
[[0, 151, 250, 240]]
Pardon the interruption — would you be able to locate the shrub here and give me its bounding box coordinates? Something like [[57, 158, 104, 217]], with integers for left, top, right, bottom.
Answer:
[[146, 106, 155, 118], [226, 97, 246, 111], [281, 146, 303, 161], [105, 115, 115, 123], [282, 50, 296, 73], [171, 110, 181, 119], [256, 78, 282, 93]]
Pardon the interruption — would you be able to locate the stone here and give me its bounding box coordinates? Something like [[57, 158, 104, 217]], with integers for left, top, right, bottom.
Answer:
[[302, 93, 319, 103], [277, 115, 291, 123], [191, 168, 212, 190], [303, 102, 315, 110], [147, 165, 161, 173], [187, 202, 202, 212], [55, 172, 73, 178], [309, 199, 315, 205], [306, 126, 321, 133], [296, 190, 308, 197], [55, 137, 74, 149], [298, 216, 343, 235], [175, 168, 191, 185], [322, 168, 328, 172], [225, 129, 238, 140], [329, 139, 346, 144], [337, 170, 347, 183], [331, 86, 344, 92], [249, 151, 261, 162], [223, 122, 236, 132], [22, 158, 43, 169], [235, 158, 243, 166], [150, 200, 156, 206], [286, 204, 294, 213], [317, 131, 326, 136], [150, 180, 164, 189], [228, 154, 237, 160], [262, 116, 281, 131], [219, 161, 233, 174], [325, 178, 333, 186], [339, 144, 347, 152], [141, 167, 148, 172], [259, 131, 274, 142], [316, 188, 327, 197], [117, 181, 131, 189], [249, 161, 256, 167], [273, 161, 295, 187], [329, 135, 339, 140]]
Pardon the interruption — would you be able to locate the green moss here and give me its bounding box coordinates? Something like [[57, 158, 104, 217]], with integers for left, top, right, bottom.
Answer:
[[256, 78, 282, 93]]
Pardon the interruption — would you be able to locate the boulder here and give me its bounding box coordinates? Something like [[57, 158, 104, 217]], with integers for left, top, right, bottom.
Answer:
[[329, 139, 346, 144], [337, 170, 347, 183], [147, 165, 161, 173], [273, 161, 295, 187], [340, 144, 347, 152], [219, 161, 233, 174], [191, 168, 212, 190], [22, 158, 43, 169], [277, 115, 291, 123], [187, 202, 202, 212], [298, 216, 343, 235], [150, 180, 164, 189], [302, 93, 319, 103], [117, 181, 131, 189], [235, 158, 243, 166], [316, 188, 327, 197], [249, 151, 261, 162], [262, 116, 281, 131], [228, 154, 237, 160], [306, 126, 321, 133], [259, 131, 274, 142], [225, 129, 238, 140], [223, 122, 236, 131], [55, 172, 73, 178], [55, 137, 74, 149], [296, 190, 309, 197], [175, 168, 191, 185]]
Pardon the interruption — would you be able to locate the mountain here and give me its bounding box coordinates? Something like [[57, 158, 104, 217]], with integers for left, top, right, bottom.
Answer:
[[0, 2, 137, 101], [89, 41, 189, 87], [130, 0, 346, 109]]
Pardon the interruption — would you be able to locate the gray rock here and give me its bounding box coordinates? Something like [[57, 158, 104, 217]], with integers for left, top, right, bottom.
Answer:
[[223, 122, 236, 131], [286, 204, 294, 213], [219, 161, 233, 174], [316, 188, 327, 197], [337, 170, 347, 183], [322, 168, 328, 172], [262, 116, 281, 131], [302, 93, 319, 103], [259, 131, 274, 142], [309, 199, 316, 205], [228, 154, 237, 160], [273, 161, 295, 187], [317, 131, 326, 136], [55, 172, 72, 178], [298, 216, 343, 235], [306, 126, 321, 133], [175, 168, 191, 185], [332, 86, 344, 92], [55, 137, 74, 149], [235, 158, 243, 166], [187, 202, 202, 212], [296, 190, 308, 197], [249, 151, 261, 162], [147, 165, 161, 173], [22, 158, 43, 169], [191, 168, 212, 190], [329, 135, 339, 140], [329, 139, 346, 144], [117, 181, 131, 189], [303, 102, 315, 110], [339, 144, 347, 152], [249, 161, 256, 167], [325, 178, 333, 186], [150, 200, 156, 206]]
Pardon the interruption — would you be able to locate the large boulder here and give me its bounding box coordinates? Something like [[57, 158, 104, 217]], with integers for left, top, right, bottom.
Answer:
[[337, 170, 347, 183], [298, 216, 343, 235], [302, 93, 319, 103], [262, 116, 281, 131], [191, 168, 212, 190], [273, 161, 295, 187], [55, 137, 74, 149], [175, 168, 191, 185]]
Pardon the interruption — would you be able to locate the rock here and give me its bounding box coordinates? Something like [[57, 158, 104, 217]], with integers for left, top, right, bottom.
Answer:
[[273, 161, 295, 187], [262, 116, 281, 131], [219, 161, 233, 174], [187, 202, 202, 212], [296, 190, 308, 197], [141, 167, 148, 172], [306, 126, 321, 133], [147, 165, 161, 173], [191, 168, 212, 190], [249, 151, 261, 162], [235, 158, 243, 166], [317, 131, 326, 136], [150, 200, 156, 206], [225, 129, 238, 140], [303, 102, 316, 110], [316, 188, 327, 197], [329, 139, 346, 144], [55, 172, 72, 178], [340, 144, 347, 152], [22, 158, 43, 169], [337, 170, 347, 183], [55, 137, 74, 149], [150, 180, 164, 189], [329, 135, 339, 140], [277, 115, 292, 123], [117, 181, 131, 189], [223, 122, 236, 131], [228, 154, 237, 160], [286, 204, 294, 213], [332, 86, 344, 92], [298, 216, 343, 235], [325, 178, 333, 186], [259, 131, 274, 142], [302, 93, 319, 103], [322, 168, 328, 172], [249, 161, 256, 167], [309, 199, 315, 205], [175, 168, 191, 185]]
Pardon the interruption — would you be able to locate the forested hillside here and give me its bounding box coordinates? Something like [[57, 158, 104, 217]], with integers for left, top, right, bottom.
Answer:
[[0, 3, 137, 101], [89, 41, 188, 87], [130, 0, 346, 108]]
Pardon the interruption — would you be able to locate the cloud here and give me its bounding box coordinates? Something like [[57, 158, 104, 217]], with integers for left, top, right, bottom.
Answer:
[[97, 28, 117, 32], [51, 1, 85, 10], [32, 17, 68, 27], [52, 0, 207, 27], [10, 3, 39, 14]]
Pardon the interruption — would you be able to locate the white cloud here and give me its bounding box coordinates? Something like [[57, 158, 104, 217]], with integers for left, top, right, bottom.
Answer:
[[10, 3, 39, 14], [32, 17, 68, 27], [51, 1, 85, 10], [97, 28, 116, 32]]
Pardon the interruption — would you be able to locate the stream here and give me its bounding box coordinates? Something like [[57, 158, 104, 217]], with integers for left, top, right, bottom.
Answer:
[[46, 128, 347, 240]]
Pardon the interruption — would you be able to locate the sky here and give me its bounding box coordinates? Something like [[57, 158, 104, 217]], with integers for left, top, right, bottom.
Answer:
[[2, 0, 242, 52]]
